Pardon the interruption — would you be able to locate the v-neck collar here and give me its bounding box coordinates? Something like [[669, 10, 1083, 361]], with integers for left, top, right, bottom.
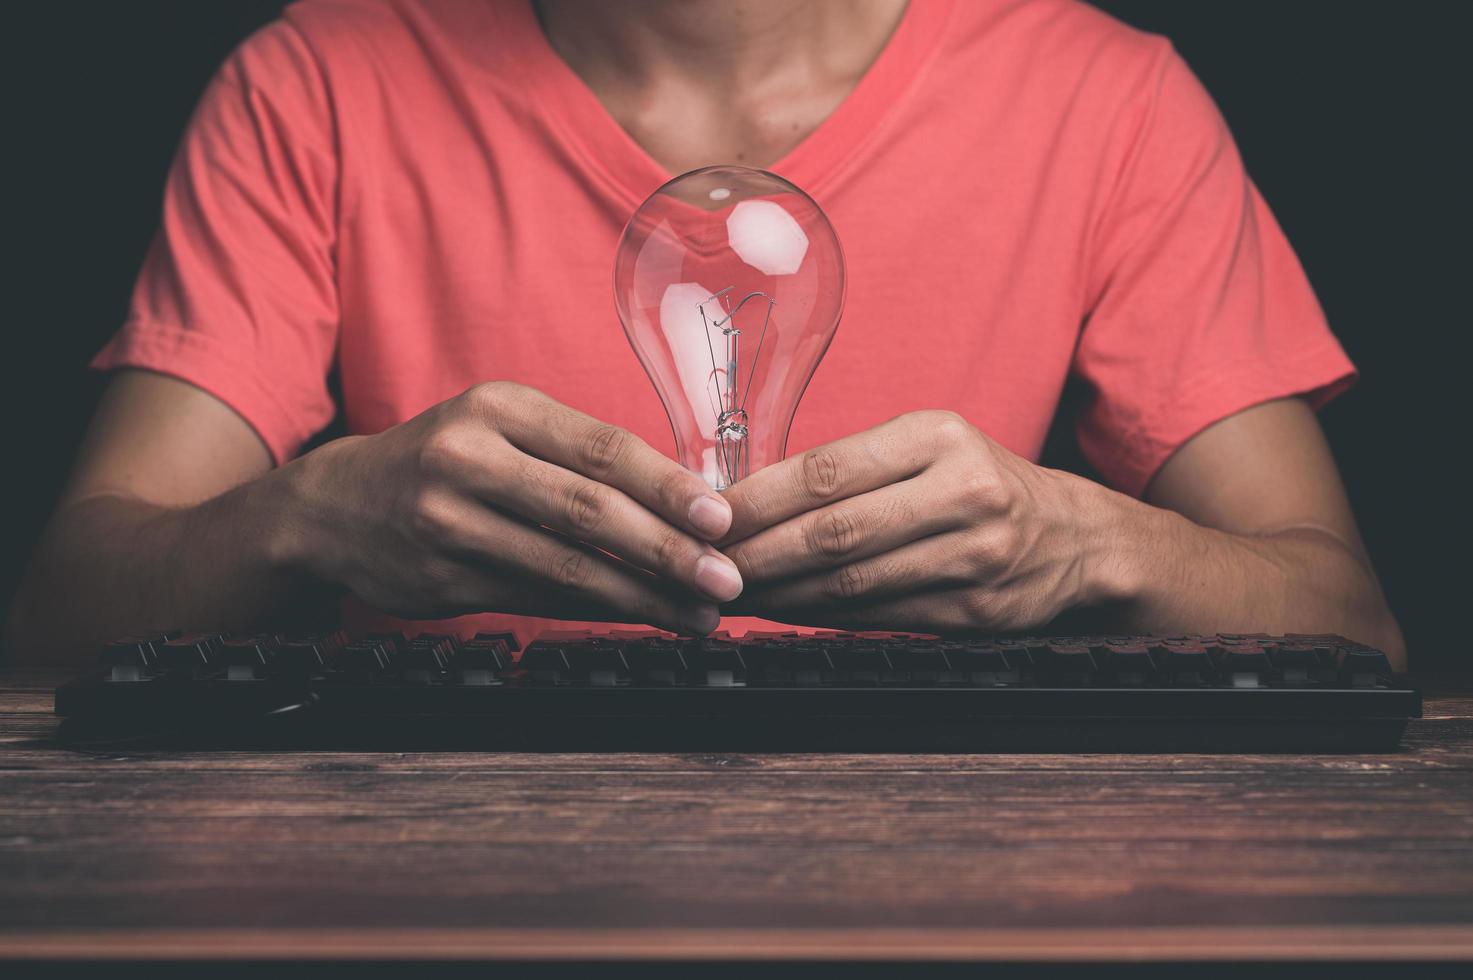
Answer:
[[500, 0, 957, 208]]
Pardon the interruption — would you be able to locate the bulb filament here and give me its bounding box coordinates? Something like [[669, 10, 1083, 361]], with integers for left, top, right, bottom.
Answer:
[[697, 287, 775, 489]]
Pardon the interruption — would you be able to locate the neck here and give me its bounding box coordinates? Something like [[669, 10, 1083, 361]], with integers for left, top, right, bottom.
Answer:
[[532, 0, 909, 93]]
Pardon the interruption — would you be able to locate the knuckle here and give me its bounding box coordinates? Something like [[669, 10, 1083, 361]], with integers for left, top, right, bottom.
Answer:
[[566, 481, 609, 537], [801, 448, 843, 500], [960, 590, 992, 627], [991, 522, 1022, 558], [966, 527, 1014, 576], [465, 381, 504, 414], [417, 426, 466, 477], [584, 424, 632, 477], [806, 507, 860, 560], [408, 489, 456, 543], [553, 550, 595, 592], [929, 410, 973, 448], [466, 381, 527, 429], [880, 492, 919, 535], [724, 543, 756, 582], [655, 466, 694, 511], [959, 471, 1001, 510], [826, 563, 870, 602], [653, 526, 688, 572]]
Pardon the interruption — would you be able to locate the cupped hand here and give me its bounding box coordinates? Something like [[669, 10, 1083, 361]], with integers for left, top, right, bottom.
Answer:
[[718, 411, 1114, 632], [289, 381, 743, 633]]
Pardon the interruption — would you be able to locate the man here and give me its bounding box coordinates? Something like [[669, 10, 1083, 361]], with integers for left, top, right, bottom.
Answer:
[[4, 0, 1404, 666]]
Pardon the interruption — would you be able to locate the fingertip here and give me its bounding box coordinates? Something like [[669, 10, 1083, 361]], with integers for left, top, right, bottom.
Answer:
[[694, 553, 743, 603], [681, 604, 722, 635], [687, 494, 732, 539]]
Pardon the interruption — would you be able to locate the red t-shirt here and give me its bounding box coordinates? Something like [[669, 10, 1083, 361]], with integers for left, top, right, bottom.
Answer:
[[94, 0, 1355, 642]]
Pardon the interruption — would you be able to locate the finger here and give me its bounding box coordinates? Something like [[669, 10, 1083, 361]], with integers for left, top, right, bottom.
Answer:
[[726, 532, 975, 615], [720, 414, 942, 545], [421, 494, 721, 634], [466, 443, 742, 602], [724, 473, 963, 586], [479, 383, 733, 540]]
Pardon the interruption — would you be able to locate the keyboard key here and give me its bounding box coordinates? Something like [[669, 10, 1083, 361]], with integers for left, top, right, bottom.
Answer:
[[1216, 645, 1273, 687], [1338, 646, 1393, 687], [100, 635, 170, 682], [946, 644, 1017, 685], [1276, 642, 1336, 684], [472, 630, 521, 653], [828, 645, 890, 684], [1104, 643, 1157, 686], [273, 641, 330, 673], [363, 632, 406, 659], [1159, 644, 1215, 686], [455, 639, 507, 685], [396, 636, 457, 683], [563, 644, 630, 686], [218, 637, 274, 681], [156, 634, 222, 670], [337, 640, 393, 680], [218, 637, 273, 662], [996, 643, 1036, 675], [682, 643, 745, 686], [458, 639, 514, 672], [1043, 643, 1097, 685], [408, 633, 460, 662], [99, 635, 167, 668], [739, 644, 791, 685], [794, 645, 834, 682], [890, 643, 951, 682], [517, 644, 570, 684], [945, 644, 1007, 672], [289, 631, 348, 660], [625, 644, 687, 685]]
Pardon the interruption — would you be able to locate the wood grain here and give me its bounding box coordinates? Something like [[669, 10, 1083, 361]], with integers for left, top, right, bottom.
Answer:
[[2, 669, 1471, 962]]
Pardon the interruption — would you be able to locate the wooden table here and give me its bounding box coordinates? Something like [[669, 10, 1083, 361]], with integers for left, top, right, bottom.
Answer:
[[3, 667, 1472, 967]]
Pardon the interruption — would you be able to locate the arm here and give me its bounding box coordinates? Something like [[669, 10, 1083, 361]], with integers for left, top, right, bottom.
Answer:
[[3, 370, 741, 665], [721, 398, 1405, 669], [3, 371, 296, 663], [1104, 397, 1403, 665]]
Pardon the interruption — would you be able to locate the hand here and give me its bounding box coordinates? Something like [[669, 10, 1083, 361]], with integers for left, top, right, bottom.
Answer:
[[285, 381, 743, 633], [719, 411, 1114, 632]]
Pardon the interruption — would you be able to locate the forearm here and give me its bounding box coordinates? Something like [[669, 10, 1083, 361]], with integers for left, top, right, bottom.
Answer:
[[1077, 477, 1406, 668], [3, 464, 324, 665]]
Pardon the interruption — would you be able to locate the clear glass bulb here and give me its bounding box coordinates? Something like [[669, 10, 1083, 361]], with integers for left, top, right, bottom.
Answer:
[[614, 166, 846, 490]]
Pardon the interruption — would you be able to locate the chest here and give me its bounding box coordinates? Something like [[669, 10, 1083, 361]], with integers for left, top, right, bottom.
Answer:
[[331, 82, 1095, 464], [596, 78, 857, 176]]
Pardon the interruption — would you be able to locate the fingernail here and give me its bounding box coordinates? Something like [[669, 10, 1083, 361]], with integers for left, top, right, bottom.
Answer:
[[688, 494, 732, 539], [694, 554, 743, 602], [684, 604, 721, 635]]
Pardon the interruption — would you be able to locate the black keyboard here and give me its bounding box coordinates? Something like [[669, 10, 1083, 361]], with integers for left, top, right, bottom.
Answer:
[[53, 630, 1420, 752]]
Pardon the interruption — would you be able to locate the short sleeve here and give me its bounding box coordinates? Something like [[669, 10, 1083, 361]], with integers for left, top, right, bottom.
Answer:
[[1074, 42, 1355, 497], [91, 20, 340, 464]]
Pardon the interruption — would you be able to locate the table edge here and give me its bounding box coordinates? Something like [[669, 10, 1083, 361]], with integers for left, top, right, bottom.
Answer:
[[3, 926, 1472, 961]]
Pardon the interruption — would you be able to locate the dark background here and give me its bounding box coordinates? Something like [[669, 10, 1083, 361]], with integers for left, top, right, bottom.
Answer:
[[7, 2, 1467, 667]]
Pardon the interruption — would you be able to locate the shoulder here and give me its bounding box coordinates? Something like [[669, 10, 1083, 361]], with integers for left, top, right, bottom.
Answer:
[[944, 0, 1178, 110], [277, 0, 524, 74], [277, 0, 416, 52], [940, 1, 1227, 170], [950, 0, 1170, 71]]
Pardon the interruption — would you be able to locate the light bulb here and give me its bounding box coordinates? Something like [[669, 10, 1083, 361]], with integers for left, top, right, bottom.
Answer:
[[614, 166, 846, 490]]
